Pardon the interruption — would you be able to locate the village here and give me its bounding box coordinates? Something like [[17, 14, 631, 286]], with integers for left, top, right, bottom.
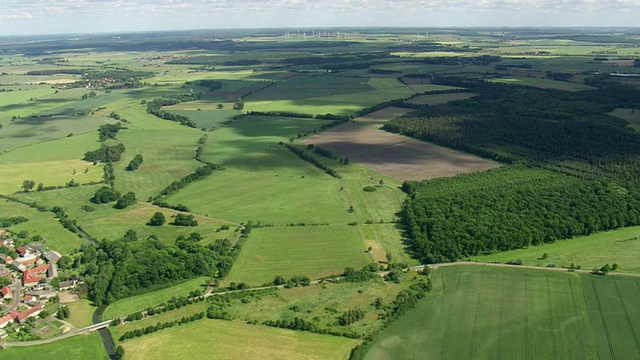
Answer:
[[0, 229, 81, 342]]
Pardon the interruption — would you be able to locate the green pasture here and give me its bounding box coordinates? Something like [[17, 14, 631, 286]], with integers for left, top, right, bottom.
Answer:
[[102, 276, 211, 320], [0, 198, 88, 254], [111, 127, 204, 200], [0, 132, 106, 196], [167, 147, 354, 225], [474, 226, 640, 273], [225, 225, 371, 286], [64, 299, 97, 328], [0, 114, 115, 152], [366, 265, 640, 360], [164, 109, 239, 128], [488, 77, 594, 91], [14, 186, 237, 245], [199, 115, 327, 165], [121, 319, 358, 360], [0, 332, 108, 360]]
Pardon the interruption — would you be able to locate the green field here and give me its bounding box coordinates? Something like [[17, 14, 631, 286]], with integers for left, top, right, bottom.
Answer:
[[366, 265, 640, 360], [121, 319, 358, 360], [0, 333, 108, 360], [0, 131, 106, 194], [226, 225, 371, 286], [474, 226, 640, 273], [64, 299, 97, 328], [102, 276, 210, 320], [0, 198, 89, 254]]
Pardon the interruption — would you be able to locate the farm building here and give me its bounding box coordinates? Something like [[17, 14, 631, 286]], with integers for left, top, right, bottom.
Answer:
[[22, 264, 51, 286]]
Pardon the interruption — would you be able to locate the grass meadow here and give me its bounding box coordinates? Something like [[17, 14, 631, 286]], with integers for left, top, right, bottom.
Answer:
[[366, 265, 640, 360], [474, 226, 640, 273], [0, 333, 108, 360], [0, 131, 105, 194], [225, 225, 371, 286], [64, 299, 97, 328], [121, 319, 358, 360], [102, 276, 211, 320], [0, 198, 89, 254]]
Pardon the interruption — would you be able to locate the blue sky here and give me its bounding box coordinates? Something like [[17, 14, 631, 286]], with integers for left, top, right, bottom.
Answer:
[[1, 0, 639, 36]]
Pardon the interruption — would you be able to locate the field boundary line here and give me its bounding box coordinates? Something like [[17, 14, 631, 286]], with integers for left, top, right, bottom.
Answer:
[[438, 270, 462, 359], [591, 278, 615, 359], [523, 273, 530, 360], [498, 271, 505, 360], [467, 269, 485, 359], [613, 280, 640, 356], [546, 275, 558, 359], [568, 278, 588, 360]]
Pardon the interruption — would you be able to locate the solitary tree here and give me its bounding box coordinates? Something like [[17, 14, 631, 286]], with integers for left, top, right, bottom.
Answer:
[[148, 212, 166, 226], [22, 179, 35, 192]]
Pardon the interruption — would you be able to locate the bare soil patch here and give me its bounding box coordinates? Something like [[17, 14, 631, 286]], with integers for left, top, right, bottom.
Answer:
[[302, 122, 500, 181], [58, 291, 81, 303]]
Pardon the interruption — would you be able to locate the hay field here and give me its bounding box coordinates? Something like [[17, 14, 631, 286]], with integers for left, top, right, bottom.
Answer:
[[121, 319, 358, 360], [302, 123, 500, 181]]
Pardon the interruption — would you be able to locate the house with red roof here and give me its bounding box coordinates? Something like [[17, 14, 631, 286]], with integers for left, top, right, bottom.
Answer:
[[22, 264, 51, 287], [13, 304, 43, 323], [1, 286, 11, 299], [0, 314, 13, 328]]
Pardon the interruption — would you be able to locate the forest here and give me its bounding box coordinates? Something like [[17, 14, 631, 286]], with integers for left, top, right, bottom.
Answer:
[[391, 78, 640, 263]]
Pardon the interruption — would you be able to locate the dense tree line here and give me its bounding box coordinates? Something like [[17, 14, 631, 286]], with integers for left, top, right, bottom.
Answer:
[[81, 232, 239, 305], [282, 143, 341, 178], [83, 143, 126, 163], [146, 93, 201, 128], [401, 167, 640, 263], [119, 312, 204, 341], [0, 216, 28, 227], [151, 163, 219, 204], [172, 213, 198, 226]]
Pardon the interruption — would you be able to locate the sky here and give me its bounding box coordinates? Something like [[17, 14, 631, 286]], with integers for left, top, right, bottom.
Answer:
[[0, 0, 639, 36]]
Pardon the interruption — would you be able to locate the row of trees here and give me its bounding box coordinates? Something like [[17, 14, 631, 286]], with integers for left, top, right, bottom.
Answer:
[[282, 143, 341, 178], [145, 93, 200, 128]]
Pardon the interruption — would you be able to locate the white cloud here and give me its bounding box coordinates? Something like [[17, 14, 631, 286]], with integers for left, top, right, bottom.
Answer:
[[1, 0, 639, 35]]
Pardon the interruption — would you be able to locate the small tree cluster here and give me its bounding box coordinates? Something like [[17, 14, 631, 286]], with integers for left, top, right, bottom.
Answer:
[[126, 154, 144, 171], [147, 212, 166, 226], [91, 186, 121, 204], [172, 213, 198, 226], [338, 308, 366, 326], [114, 191, 136, 209]]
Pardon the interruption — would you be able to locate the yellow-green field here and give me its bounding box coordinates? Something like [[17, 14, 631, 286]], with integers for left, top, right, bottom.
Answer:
[[121, 319, 359, 360]]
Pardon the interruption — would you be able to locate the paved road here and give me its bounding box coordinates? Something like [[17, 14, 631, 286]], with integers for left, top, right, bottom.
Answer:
[[1, 320, 111, 347]]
